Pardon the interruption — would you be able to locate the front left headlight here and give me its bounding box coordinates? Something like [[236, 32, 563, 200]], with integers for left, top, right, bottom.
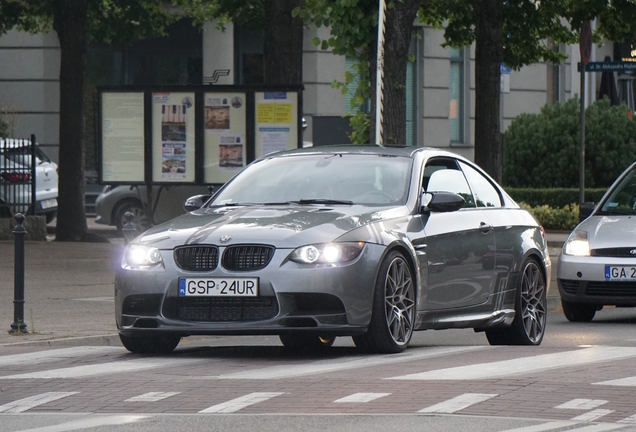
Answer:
[[122, 244, 164, 270], [563, 231, 591, 256], [290, 242, 365, 264]]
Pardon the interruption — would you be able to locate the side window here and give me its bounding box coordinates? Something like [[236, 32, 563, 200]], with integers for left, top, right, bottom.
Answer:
[[459, 161, 502, 208], [423, 158, 475, 208]]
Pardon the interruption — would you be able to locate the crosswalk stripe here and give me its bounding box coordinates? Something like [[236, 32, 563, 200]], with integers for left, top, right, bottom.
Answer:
[[0, 346, 122, 367], [199, 392, 285, 414], [11, 415, 148, 432], [418, 393, 497, 413], [497, 422, 578, 432], [333, 393, 391, 403], [0, 392, 79, 413], [571, 409, 614, 422], [0, 357, 202, 379], [555, 399, 608, 410], [212, 346, 488, 380], [594, 376, 636, 387], [388, 346, 636, 380], [561, 425, 628, 432], [618, 413, 636, 424], [125, 392, 181, 402]]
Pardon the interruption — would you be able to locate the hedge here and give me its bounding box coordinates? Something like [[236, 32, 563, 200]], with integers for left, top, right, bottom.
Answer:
[[506, 188, 606, 208]]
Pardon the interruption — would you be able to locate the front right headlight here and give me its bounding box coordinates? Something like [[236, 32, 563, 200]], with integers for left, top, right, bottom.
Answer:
[[289, 242, 365, 264], [122, 244, 164, 270], [563, 231, 591, 256]]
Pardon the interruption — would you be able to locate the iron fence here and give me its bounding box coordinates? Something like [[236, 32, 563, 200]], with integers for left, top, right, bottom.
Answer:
[[0, 135, 36, 217]]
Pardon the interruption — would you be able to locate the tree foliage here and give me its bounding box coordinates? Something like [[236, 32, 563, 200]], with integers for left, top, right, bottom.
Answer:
[[504, 97, 636, 189]]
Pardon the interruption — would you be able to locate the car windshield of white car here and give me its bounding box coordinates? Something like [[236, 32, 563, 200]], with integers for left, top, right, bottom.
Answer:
[[598, 168, 636, 215], [211, 153, 412, 207]]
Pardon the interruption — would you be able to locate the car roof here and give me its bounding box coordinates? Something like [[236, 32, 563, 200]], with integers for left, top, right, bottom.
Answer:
[[263, 144, 468, 161]]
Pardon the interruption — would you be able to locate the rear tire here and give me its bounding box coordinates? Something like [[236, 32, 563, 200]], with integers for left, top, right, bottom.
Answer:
[[279, 334, 335, 352], [119, 334, 180, 354], [486, 258, 546, 346], [353, 250, 415, 354], [562, 300, 598, 322]]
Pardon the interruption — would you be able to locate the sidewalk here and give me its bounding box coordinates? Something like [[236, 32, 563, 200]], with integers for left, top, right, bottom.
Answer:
[[0, 221, 566, 347]]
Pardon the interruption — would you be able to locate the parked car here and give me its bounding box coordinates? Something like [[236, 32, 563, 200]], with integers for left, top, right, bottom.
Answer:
[[95, 184, 212, 234], [115, 145, 551, 354], [0, 139, 58, 222], [558, 161, 636, 322]]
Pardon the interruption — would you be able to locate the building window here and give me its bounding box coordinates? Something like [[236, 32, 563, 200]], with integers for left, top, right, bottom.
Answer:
[[344, 57, 370, 115], [449, 47, 464, 143]]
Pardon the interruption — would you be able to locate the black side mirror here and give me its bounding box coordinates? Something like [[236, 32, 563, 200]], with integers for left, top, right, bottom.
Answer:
[[421, 191, 465, 213], [579, 202, 595, 222], [183, 195, 212, 212]]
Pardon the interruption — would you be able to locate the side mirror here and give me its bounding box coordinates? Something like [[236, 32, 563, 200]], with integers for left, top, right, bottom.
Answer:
[[183, 195, 211, 212], [421, 191, 465, 213], [579, 202, 595, 222]]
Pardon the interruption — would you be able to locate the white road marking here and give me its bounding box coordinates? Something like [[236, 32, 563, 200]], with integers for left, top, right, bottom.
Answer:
[[0, 392, 79, 413], [618, 413, 636, 424], [497, 422, 578, 432], [555, 399, 608, 410], [594, 376, 636, 387], [0, 357, 202, 379], [125, 392, 181, 402], [561, 425, 628, 432], [333, 393, 391, 403], [418, 393, 497, 413], [71, 296, 113, 302], [571, 409, 614, 422], [212, 346, 488, 380], [0, 346, 122, 367], [388, 346, 636, 380], [12, 415, 148, 432], [199, 392, 285, 414]]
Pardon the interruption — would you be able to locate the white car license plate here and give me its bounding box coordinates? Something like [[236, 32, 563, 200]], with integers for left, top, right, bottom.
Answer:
[[41, 198, 57, 209], [605, 266, 636, 281], [178, 278, 258, 297]]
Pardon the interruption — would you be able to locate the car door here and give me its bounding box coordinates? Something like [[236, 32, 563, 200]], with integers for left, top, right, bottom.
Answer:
[[418, 157, 496, 310]]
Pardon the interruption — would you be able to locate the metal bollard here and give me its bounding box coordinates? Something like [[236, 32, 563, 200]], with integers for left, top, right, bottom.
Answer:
[[9, 213, 28, 335], [122, 211, 136, 244]]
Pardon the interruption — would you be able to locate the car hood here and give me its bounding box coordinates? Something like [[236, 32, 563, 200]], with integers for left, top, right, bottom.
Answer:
[[576, 215, 636, 249], [136, 204, 408, 249]]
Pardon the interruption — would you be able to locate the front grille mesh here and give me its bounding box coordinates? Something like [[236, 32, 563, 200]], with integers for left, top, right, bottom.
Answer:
[[586, 281, 636, 297], [222, 245, 275, 271], [174, 246, 219, 271], [163, 297, 279, 322], [559, 279, 580, 295], [592, 247, 636, 257]]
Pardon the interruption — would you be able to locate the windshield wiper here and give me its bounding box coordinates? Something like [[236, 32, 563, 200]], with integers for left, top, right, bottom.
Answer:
[[291, 199, 354, 205]]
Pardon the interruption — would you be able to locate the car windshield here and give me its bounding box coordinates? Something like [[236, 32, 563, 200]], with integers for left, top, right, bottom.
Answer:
[[598, 165, 636, 215], [210, 153, 413, 206]]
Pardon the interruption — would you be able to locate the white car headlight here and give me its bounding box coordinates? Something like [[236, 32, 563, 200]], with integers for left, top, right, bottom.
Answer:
[[563, 231, 591, 256], [123, 244, 163, 269], [290, 242, 365, 264]]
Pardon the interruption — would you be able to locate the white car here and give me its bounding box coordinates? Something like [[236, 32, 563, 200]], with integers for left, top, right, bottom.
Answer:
[[558, 161, 636, 321], [0, 139, 58, 222]]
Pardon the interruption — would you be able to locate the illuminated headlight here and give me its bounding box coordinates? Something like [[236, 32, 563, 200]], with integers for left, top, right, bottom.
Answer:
[[290, 242, 365, 264], [123, 245, 163, 269], [563, 231, 591, 256]]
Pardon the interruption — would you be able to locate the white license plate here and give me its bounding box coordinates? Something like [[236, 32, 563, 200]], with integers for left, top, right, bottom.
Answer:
[[40, 198, 57, 209], [605, 266, 636, 281], [178, 278, 258, 297]]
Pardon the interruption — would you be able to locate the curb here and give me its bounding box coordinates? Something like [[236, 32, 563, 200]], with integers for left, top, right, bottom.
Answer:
[[0, 334, 121, 348]]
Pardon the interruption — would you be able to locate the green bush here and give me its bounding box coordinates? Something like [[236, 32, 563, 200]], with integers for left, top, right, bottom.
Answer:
[[504, 97, 636, 189], [506, 188, 606, 208], [520, 203, 579, 231]]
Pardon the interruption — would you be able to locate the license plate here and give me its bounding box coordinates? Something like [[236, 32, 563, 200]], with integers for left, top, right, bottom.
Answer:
[[40, 198, 57, 209], [178, 278, 258, 297], [605, 266, 636, 281]]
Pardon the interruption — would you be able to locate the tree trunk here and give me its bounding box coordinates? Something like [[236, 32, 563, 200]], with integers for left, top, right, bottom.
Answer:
[[52, 0, 88, 241], [473, 0, 503, 182], [264, 0, 303, 85], [380, 0, 420, 145]]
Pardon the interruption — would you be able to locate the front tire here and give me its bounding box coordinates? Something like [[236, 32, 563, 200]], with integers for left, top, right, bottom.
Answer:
[[114, 200, 149, 234], [486, 258, 547, 346], [562, 300, 598, 322], [353, 251, 415, 354], [119, 334, 180, 354]]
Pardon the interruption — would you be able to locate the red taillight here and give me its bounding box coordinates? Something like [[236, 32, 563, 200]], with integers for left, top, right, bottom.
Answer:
[[1, 172, 30, 183]]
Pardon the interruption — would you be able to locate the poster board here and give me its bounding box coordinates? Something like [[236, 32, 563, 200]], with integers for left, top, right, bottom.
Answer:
[[98, 85, 301, 186]]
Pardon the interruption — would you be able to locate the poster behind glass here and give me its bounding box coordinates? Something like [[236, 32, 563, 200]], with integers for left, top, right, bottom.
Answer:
[[255, 91, 298, 158], [203, 93, 247, 184], [152, 92, 195, 183]]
